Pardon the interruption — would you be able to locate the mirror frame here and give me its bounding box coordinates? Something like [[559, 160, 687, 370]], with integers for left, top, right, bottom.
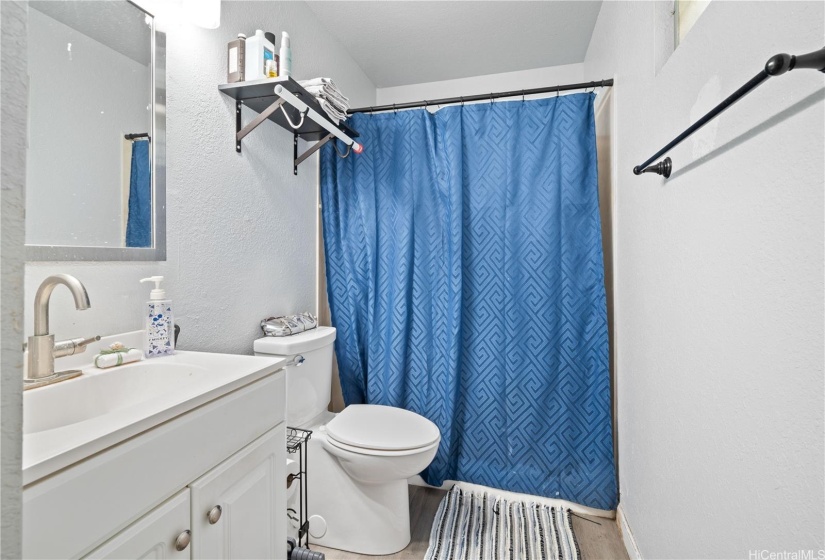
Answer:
[[26, 5, 166, 262]]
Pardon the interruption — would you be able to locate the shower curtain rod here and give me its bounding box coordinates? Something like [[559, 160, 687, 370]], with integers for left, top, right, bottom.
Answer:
[[124, 132, 150, 141], [348, 79, 614, 114]]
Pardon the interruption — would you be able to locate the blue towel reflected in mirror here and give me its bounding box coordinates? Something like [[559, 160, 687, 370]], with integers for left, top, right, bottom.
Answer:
[[126, 139, 151, 248]]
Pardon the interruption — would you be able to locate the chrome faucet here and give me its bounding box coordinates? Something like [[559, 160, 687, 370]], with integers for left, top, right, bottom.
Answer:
[[25, 274, 99, 390]]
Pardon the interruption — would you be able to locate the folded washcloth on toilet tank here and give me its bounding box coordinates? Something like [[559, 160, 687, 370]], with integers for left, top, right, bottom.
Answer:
[[260, 312, 318, 337]]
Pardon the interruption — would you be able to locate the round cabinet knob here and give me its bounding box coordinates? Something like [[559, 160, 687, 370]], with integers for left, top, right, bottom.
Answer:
[[174, 530, 191, 551], [207, 505, 222, 525]]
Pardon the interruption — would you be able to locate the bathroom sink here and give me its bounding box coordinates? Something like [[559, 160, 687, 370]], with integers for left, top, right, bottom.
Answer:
[[24, 361, 211, 435], [23, 341, 285, 485]]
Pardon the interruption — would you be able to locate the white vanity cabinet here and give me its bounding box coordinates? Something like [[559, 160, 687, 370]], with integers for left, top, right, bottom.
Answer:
[[85, 490, 192, 559], [23, 367, 287, 560], [190, 427, 285, 559], [83, 427, 285, 560]]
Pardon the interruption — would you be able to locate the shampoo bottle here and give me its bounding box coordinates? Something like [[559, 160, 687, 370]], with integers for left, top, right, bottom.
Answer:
[[279, 31, 292, 77], [140, 276, 175, 358]]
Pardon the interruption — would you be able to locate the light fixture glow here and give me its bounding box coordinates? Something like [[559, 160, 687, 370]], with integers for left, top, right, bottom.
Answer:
[[184, 0, 220, 29]]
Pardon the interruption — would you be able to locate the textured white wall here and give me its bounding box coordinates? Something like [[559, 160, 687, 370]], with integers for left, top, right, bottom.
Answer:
[[583, 2, 824, 558], [376, 62, 585, 106], [1, 2, 27, 556], [24, 1, 375, 355], [26, 9, 150, 248]]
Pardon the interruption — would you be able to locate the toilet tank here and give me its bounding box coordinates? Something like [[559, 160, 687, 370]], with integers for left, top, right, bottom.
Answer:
[[253, 326, 337, 427]]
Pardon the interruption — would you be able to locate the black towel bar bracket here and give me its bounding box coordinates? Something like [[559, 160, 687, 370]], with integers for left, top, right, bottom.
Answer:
[[634, 46, 825, 178]]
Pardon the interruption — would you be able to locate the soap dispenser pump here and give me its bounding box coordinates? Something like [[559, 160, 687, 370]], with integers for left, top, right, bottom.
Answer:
[[140, 276, 175, 358]]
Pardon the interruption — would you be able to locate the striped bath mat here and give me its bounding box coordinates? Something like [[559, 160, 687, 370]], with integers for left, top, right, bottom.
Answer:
[[424, 486, 581, 560]]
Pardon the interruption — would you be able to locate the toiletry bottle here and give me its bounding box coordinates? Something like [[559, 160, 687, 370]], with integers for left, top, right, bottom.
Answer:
[[227, 33, 246, 83], [140, 276, 175, 358], [279, 31, 292, 77], [244, 29, 275, 81], [265, 31, 280, 77]]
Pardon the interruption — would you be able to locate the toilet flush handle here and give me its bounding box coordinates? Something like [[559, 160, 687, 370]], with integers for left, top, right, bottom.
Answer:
[[286, 355, 305, 367]]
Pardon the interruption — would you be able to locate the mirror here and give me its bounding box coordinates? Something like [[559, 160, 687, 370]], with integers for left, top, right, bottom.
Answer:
[[25, 0, 166, 261]]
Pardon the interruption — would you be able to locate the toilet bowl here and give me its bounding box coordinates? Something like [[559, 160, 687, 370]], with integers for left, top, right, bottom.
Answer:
[[254, 327, 441, 555]]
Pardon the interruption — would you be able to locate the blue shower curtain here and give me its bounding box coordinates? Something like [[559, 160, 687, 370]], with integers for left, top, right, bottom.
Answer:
[[320, 94, 617, 510], [126, 139, 151, 247]]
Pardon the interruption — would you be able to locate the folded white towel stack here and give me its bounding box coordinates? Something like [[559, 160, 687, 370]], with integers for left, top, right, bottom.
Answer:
[[299, 78, 350, 123]]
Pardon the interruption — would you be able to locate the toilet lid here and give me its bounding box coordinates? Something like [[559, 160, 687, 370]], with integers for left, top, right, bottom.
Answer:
[[325, 404, 440, 451]]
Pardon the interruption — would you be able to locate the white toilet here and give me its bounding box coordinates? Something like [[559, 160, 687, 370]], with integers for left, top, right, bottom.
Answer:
[[254, 326, 440, 555]]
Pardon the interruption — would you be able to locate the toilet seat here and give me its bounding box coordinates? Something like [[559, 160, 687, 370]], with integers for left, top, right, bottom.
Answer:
[[325, 404, 440, 453], [324, 436, 440, 457]]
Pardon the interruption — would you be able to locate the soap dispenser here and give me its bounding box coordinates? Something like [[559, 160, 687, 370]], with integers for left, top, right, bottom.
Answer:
[[140, 276, 175, 358]]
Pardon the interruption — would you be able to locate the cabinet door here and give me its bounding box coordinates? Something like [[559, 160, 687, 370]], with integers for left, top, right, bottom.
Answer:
[[84, 489, 191, 559], [190, 425, 286, 560]]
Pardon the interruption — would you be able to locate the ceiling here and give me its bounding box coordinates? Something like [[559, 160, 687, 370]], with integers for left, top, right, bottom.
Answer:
[[30, 1, 151, 66], [306, 1, 603, 88]]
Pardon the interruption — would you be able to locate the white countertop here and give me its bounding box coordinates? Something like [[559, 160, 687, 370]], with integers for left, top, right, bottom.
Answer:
[[23, 335, 285, 486]]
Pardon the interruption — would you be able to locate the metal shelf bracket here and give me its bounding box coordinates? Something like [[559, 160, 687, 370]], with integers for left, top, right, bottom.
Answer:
[[235, 100, 242, 153], [236, 97, 287, 153], [294, 133, 335, 176]]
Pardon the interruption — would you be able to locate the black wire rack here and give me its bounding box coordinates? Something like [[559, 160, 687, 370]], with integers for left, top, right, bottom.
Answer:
[[286, 427, 312, 547]]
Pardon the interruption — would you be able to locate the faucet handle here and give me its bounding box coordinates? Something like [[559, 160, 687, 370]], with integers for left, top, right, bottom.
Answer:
[[52, 335, 101, 359]]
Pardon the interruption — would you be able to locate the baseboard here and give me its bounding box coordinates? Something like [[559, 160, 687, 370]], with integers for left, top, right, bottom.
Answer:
[[616, 503, 642, 560]]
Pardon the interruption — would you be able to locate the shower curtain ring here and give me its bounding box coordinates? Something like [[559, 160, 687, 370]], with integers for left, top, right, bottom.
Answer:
[[460, 96, 464, 106], [393, 103, 397, 114], [556, 86, 560, 97], [521, 90, 525, 103], [490, 92, 494, 104]]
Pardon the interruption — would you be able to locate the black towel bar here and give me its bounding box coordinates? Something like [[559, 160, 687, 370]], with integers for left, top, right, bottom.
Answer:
[[634, 46, 825, 178]]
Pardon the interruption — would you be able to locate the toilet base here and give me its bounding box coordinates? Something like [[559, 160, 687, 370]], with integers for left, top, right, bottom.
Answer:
[[305, 429, 412, 555]]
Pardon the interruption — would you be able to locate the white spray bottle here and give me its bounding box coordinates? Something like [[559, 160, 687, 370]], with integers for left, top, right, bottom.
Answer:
[[140, 276, 175, 358], [279, 31, 292, 77]]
